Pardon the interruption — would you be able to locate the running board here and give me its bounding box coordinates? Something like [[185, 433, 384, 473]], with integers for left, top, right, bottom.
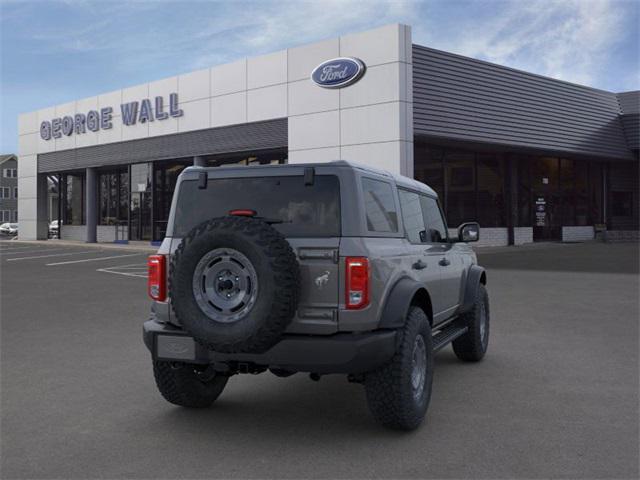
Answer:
[[432, 321, 468, 352]]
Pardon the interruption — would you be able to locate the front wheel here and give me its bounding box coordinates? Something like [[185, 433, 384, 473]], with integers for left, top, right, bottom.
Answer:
[[364, 306, 433, 430], [153, 361, 228, 408]]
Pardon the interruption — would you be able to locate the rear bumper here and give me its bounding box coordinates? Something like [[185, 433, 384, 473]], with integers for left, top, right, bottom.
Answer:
[[143, 319, 397, 374]]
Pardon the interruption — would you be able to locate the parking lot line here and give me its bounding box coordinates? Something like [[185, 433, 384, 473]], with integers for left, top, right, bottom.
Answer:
[[46, 253, 143, 266], [96, 263, 147, 278], [1, 248, 71, 256], [0, 246, 50, 253], [6, 250, 99, 262]]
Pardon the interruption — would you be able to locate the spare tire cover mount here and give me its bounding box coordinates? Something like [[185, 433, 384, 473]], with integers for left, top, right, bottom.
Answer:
[[192, 247, 259, 324]]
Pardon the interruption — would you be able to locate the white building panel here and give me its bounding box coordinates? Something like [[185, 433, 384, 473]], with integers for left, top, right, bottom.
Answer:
[[288, 79, 339, 116], [211, 59, 246, 96], [247, 84, 287, 122], [288, 110, 340, 151], [18, 111, 38, 135], [178, 68, 210, 103], [247, 50, 287, 89], [18, 132, 38, 156], [210, 91, 247, 128]]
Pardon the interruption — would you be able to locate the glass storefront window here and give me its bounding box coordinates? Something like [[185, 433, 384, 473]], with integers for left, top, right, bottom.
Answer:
[[415, 142, 610, 237], [98, 169, 128, 225], [119, 171, 128, 221], [62, 173, 85, 225], [130, 163, 153, 241], [608, 162, 639, 230], [477, 154, 506, 227], [517, 157, 532, 227], [560, 158, 576, 226], [574, 161, 589, 226], [414, 145, 444, 200], [444, 151, 475, 227], [589, 162, 604, 225]]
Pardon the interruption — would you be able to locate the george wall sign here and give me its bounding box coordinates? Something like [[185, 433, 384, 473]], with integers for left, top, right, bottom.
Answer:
[[40, 93, 184, 141], [311, 57, 366, 89]]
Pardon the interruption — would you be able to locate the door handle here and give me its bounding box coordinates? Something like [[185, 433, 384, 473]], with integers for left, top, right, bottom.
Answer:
[[439, 257, 450, 267], [412, 260, 427, 270]]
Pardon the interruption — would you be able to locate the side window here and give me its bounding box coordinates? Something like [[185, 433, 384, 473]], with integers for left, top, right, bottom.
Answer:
[[361, 178, 398, 233], [399, 189, 427, 243], [420, 196, 448, 243]]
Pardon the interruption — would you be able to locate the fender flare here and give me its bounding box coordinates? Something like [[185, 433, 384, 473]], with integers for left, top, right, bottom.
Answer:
[[460, 265, 487, 313], [378, 277, 432, 330]]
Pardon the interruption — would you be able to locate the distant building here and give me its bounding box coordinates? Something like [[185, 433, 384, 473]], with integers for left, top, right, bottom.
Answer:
[[0, 154, 18, 224]]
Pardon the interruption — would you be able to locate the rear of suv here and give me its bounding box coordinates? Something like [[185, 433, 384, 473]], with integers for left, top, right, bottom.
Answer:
[[144, 161, 489, 430]]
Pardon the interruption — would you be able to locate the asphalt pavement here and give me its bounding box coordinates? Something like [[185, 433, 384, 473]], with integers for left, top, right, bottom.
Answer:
[[1, 240, 638, 479]]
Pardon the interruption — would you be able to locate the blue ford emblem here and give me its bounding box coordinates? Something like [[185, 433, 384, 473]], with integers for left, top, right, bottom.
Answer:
[[311, 57, 366, 89]]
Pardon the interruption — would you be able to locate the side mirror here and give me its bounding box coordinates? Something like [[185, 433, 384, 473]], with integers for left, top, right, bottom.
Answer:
[[458, 222, 480, 242]]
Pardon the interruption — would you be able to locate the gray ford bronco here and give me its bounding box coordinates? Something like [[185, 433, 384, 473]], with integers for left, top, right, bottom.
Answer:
[[143, 161, 489, 430]]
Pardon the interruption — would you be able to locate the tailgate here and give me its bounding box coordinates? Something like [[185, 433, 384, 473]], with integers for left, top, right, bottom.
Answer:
[[285, 238, 340, 335]]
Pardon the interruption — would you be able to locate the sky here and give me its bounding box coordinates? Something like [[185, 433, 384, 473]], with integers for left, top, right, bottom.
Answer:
[[1, 0, 638, 153]]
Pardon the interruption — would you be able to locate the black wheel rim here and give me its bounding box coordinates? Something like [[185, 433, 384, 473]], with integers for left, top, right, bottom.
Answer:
[[192, 248, 259, 323]]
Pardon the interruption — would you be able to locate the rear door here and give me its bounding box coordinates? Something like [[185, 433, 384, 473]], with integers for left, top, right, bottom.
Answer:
[[397, 189, 448, 322], [420, 195, 460, 319]]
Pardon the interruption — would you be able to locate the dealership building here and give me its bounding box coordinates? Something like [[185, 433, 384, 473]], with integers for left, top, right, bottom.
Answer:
[[17, 24, 639, 245]]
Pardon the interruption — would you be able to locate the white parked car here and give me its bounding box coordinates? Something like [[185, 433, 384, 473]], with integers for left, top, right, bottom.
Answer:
[[0, 223, 18, 236], [49, 220, 60, 238]]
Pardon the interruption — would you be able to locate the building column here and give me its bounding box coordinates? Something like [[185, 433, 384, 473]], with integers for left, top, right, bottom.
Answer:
[[193, 156, 206, 167], [85, 167, 97, 243], [35, 173, 49, 239]]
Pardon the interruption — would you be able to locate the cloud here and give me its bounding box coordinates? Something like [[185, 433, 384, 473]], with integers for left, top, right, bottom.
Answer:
[[187, 0, 419, 69], [414, 0, 637, 89]]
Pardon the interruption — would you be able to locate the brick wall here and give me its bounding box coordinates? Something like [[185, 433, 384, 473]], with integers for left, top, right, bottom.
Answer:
[[514, 227, 533, 245], [604, 230, 640, 242], [562, 226, 594, 242], [448, 227, 509, 246], [60, 225, 86, 241]]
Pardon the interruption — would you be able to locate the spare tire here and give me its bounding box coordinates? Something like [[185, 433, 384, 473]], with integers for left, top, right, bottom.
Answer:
[[170, 216, 300, 353]]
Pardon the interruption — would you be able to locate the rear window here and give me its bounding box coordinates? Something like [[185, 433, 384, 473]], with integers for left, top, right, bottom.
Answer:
[[172, 175, 341, 237], [361, 177, 398, 233]]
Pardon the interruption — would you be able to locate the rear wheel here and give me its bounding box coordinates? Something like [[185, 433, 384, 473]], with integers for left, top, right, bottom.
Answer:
[[364, 306, 433, 430], [153, 361, 228, 408], [452, 283, 490, 362]]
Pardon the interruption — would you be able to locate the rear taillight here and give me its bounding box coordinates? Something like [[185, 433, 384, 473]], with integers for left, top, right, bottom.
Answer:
[[345, 257, 369, 309], [148, 255, 167, 301]]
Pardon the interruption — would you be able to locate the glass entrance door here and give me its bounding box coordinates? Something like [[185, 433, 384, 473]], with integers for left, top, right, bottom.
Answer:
[[532, 157, 561, 241], [130, 192, 151, 241]]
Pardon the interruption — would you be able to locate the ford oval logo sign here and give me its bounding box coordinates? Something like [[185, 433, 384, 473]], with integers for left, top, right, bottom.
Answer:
[[311, 57, 366, 89]]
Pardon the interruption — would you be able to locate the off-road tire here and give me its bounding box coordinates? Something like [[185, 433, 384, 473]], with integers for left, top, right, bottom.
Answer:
[[364, 306, 433, 430], [153, 361, 228, 408], [452, 283, 489, 362], [170, 216, 300, 354]]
